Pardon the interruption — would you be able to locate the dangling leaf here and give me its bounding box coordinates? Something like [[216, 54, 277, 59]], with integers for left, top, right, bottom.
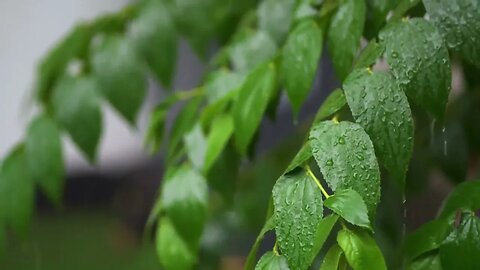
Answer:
[[405, 218, 451, 261], [438, 180, 480, 219], [284, 142, 312, 174], [313, 89, 347, 124], [353, 39, 385, 69], [184, 124, 207, 171], [255, 252, 290, 270], [204, 69, 244, 104], [337, 228, 387, 270], [324, 189, 371, 230], [320, 244, 345, 270], [156, 217, 196, 270], [257, 0, 297, 44], [204, 115, 234, 173], [245, 217, 275, 270]]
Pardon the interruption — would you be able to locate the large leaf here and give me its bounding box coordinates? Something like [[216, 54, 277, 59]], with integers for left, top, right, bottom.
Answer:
[[320, 244, 345, 270], [204, 69, 244, 104], [255, 252, 290, 270], [327, 0, 366, 81], [285, 142, 312, 174], [156, 217, 195, 270], [423, 0, 480, 67], [405, 218, 451, 261], [343, 69, 414, 186], [25, 115, 64, 205], [204, 115, 234, 173], [257, 0, 297, 44], [184, 124, 207, 171], [130, 0, 177, 88], [438, 180, 480, 218], [0, 146, 34, 235], [379, 18, 451, 119], [245, 217, 275, 270], [273, 171, 324, 270], [52, 75, 102, 162], [161, 166, 208, 246], [282, 19, 323, 115], [439, 213, 480, 270], [309, 121, 381, 218], [324, 189, 371, 230], [313, 89, 347, 124], [233, 62, 277, 155], [337, 228, 387, 270], [91, 35, 146, 124]]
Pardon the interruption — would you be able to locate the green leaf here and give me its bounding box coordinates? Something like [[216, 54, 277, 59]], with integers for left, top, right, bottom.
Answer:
[[255, 252, 290, 270], [407, 253, 442, 270], [313, 89, 347, 124], [320, 244, 345, 270], [144, 97, 175, 154], [184, 124, 207, 171], [0, 146, 34, 235], [379, 18, 451, 119], [324, 189, 371, 230], [91, 35, 146, 124], [309, 121, 381, 218], [257, 0, 297, 44], [228, 31, 278, 74], [206, 143, 239, 202], [130, 0, 177, 88], [52, 75, 102, 162], [156, 217, 195, 270], [25, 115, 64, 205], [439, 213, 480, 270], [337, 228, 387, 270], [245, 217, 275, 270], [233, 62, 277, 155], [390, 0, 421, 21], [327, 0, 366, 81], [423, 0, 480, 67], [285, 142, 312, 174], [204, 115, 234, 173], [311, 214, 340, 264], [282, 19, 323, 115], [204, 69, 244, 104], [343, 69, 414, 186], [438, 180, 480, 218], [161, 166, 208, 246], [273, 170, 324, 270], [405, 218, 451, 261], [353, 40, 385, 69]]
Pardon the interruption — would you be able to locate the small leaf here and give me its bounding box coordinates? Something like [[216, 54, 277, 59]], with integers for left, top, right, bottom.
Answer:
[[313, 89, 347, 123], [343, 69, 414, 186], [156, 217, 195, 270], [337, 228, 387, 270], [233, 62, 277, 155], [379, 18, 451, 119], [438, 180, 480, 219], [273, 170, 324, 270], [310, 121, 381, 218], [320, 244, 345, 270], [255, 252, 290, 270], [145, 98, 175, 154], [25, 115, 64, 205], [353, 40, 385, 69], [91, 35, 146, 124], [52, 75, 102, 162], [184, 124, 207, 171], [204, 115, 234, 173], [405, 218, 451, 261], [257, 0, 297, 44], [311, 214, 340, 264], [282, 19, 323, 115], [327, 0, 366, 80], [245, 217, 275, 270], [324, 189, 371, 230], [285, 142, 312, 174], [204, 69, 244, 104]]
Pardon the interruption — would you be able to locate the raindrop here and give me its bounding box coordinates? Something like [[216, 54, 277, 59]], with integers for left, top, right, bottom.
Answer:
[[391, 51, 399, 58], [338, 136, 346, 145], [326, 159, 334, 166]]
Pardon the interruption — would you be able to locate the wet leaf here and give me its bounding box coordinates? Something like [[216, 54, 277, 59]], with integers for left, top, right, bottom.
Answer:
[[313, 89, 347, 124], [320, 244, 345, 270], [156, 217, 195, 270], [337, 228, 387, 270], [438, 180, 480, 218], [204, 115, 234, 173], [285, 142, 312, 174], [245, 217, 275, 270], [255, 252, 290, 270], [353, 39, 385, 69], [405, 218, 451, 261], [324, 189, 371, 230], [257, 0, 297, 44]]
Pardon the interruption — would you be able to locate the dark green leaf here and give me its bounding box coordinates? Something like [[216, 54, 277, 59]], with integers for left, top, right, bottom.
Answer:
[[257, 0, 297, 44], [407, 253, 442, 270], [282, 19, 323, 115], [204, 69, 244, 104], [130, 0, 177, 88], [233, 62, 277, 155], [156, 217, 195, 270], [285, 142, 312, 174], [439, 213, 480, 270], [311, 214, 340, 264], [206, 143, 239, 202], [405, 218, 451, 261], [390, 0, 421, 21], [324, 189, 371, 230], [91, 35, 146, 124], [343, 69, 414, 186], [161, 166, 208, 246], [255, 252, 290, 270], [438, 180, 480, 218], [204, 115, 234, 173], [52, 75, 102, 162], [353, 40, 385, 69], [245, 217, 275, 270], [0, 146, 34, 235], [273, 170, 324, 270], [184, 124, 207, 171], [313, 89, 347, 124], [423, 0, 480, 67], [379, 18, 451, 119], [25, 115, 64, 205], [327, 0, 366, 81], [320, 244, 344, 270], [309, 121, 381, 218], [337, 228, 387, 270]]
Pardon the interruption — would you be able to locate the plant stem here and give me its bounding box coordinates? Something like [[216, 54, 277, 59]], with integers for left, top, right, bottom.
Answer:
[[305, 165, 330, 198]]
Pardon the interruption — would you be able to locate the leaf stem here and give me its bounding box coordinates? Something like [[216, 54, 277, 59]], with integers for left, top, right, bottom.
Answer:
[[305, 165, 330, 198], [176, 87, 204, 100], [332, 114, 340, 124], [273, 240, 280, 256]]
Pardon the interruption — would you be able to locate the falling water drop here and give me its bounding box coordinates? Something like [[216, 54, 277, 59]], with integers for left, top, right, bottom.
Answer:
[[430, 118, 436, 146], [442, 126, 448, 156]]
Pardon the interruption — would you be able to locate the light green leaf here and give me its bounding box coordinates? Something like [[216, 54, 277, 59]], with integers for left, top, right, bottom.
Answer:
[[204, 69, 244, 104], [324, 189, 371, 230], [439, 213, 480, 270], [405, 218, 451, 261], [407, 253, 442, 270], [327, 0, 366, 81], [313, 89, 347, 124], [255, 252, 290, 270], [204, 115, 234, 173], [25, 115, 64, 205], [311, 214, 340, 264], [184, 124, 207, 171], [282, 19, 323, 115], [309, 121, 381, 218], [257, 0, 297, 44], [320, 244, 345, 270], [91, 35, 146, 124], [161, 166, 208, 246], [438, 180, 480, 218], [285, 142, 312, 174], [273, 170, 324, 270], [294, 0, 318, 22], [130, 0, 177, 88], [379, 18, 451, 119], [245, 217, 275, 270], [423, 0, 480, 67], [353, 40, 385, 69], [233, 62, 277, 155], [156, 217, 195, 270], [337, 228, 387, 270], [343, 69, 414, 186], [0, 146, 34, 235], [52, 75, 102, 163]]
